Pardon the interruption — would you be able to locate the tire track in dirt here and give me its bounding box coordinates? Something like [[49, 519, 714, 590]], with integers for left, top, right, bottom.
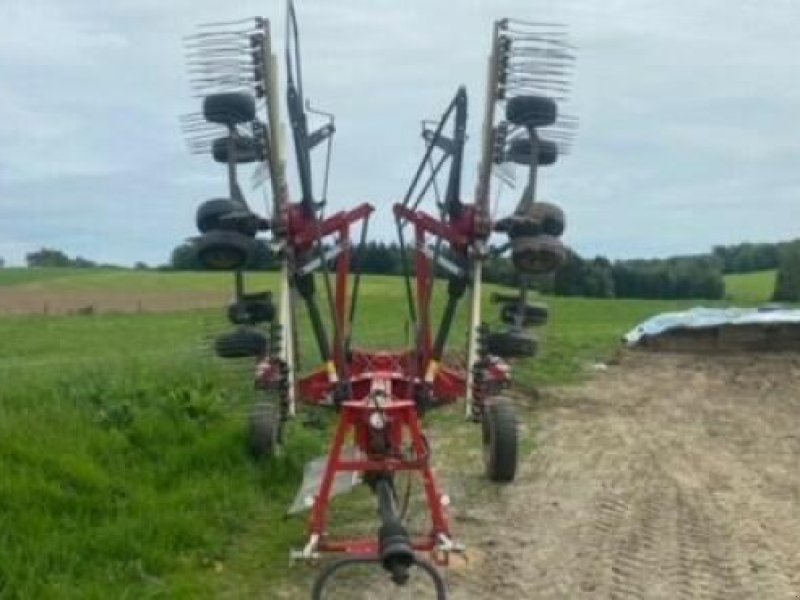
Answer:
[[444, 352, 800, 599]]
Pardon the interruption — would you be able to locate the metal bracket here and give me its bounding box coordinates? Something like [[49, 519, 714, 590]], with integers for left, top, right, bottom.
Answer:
[[297, 242, 345, 276], [420, 244, 464, 278], [306, 123, 335, 150], [290, 533, 321, 563], [422, 128, 456, 155], [436, 533, 466, 561]]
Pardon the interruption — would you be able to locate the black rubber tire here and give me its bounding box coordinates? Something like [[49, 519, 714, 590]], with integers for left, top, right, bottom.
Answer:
[[211, 136, 263, 164], [196, 199, 259, 237], [500, 302, 549, 327], [215, 326, 268, 359], [486, 328, 538, 358], [227, 293, 275, 325], [507, 137, 558, 166], [490, 292, 520, 305], [482, 399, 518, 482], [506, 95, 558, 127], [311, 556, 447, 600], [511, 234, 566, 274], [248, 400, 279, 459], [196, 198, 238, 233], [517, 202, 566, 237], [195, 231, 256, 271], [203, 92, 256, 125]]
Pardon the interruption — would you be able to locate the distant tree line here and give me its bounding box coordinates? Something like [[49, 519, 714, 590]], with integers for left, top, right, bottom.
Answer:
[[26, 247, 103, 269], [493, 252, 724, 300], [712, 239, 800, 274], [168, 240, 727, 300], [772, 240, 800, 302], [19, 248, 142, 270]]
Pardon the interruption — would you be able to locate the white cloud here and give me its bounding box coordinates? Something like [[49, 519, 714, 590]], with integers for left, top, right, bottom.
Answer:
[[0, 0, 799, 266]]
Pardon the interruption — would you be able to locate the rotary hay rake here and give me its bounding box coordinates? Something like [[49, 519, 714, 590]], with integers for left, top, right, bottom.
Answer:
[[179, 4, 576, 597]]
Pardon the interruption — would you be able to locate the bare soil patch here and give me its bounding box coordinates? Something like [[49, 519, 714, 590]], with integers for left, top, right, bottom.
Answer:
[[443, 351, 800, 599], [0, 290, 228, 315]]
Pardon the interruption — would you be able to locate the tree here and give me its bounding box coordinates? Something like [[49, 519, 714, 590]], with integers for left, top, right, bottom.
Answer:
[[26, 248, 71, 267], [772, 241, 800, 302], [170, 243, 201, 270], [25, 248, 100, 268], [0, 257, 5, 268]]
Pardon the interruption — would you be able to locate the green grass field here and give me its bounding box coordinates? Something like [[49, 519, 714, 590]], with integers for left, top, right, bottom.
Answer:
[[723, 269, 776, 305], [0, 270, 703, 598]]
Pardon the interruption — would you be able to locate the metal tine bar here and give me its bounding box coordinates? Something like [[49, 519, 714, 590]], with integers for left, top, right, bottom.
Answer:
[[505, 79, 571, 88], [188, 69, 255, 78], [508, 47, 576, 58], [510, 50, 574, 60], [509, 49, 576, 61], [506, 91, 570, 99], [185, 47, 253, 57], [179, 113, 207, 122], [505, 33, 572, 45], [186, 61, 255, 70], [186, 63, 255, 71], [194, 16, 261, 27], [190, 89, 253, 98], [507, 51, 575, 62], [186, 47, 253, 56], [186, 61, 256, 69], [188, 74, 255, 83], [506, 78, 572, 90], [502, 17, 568, 27], [184, 33, 254, 43], [182, 34, 258, 46], [508, 36, 571, 47], [507, 66, 573, 77], [185, 41, 254, 49], [504, 82, 571, 94], [186, 61, 253, 69], [500, 78, 572, 87], [189, 77, 255, 86], [504, 31, 571, 43], [190, 83, 255, 93], [186, 53, 255, 64], [190, 79, 255, 90], [503, 83, 571, 94], [183, 27, 259, 40], [188, 72, 255, 81], [503, 30, 571, 41], [184, 41, 254, 51], [506, 73, 572, 85], [181, 129, 225, 138], [183, 42, 255, 52], [507, 65, 571, 76], [185, 52, 253, 61], [181, 126, 222, 135]]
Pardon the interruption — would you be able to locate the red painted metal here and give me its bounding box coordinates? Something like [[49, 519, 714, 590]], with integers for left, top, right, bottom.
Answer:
[[308, 381, 452, 564], [261, 198, 511, 565], [282, 349, 488, 407]]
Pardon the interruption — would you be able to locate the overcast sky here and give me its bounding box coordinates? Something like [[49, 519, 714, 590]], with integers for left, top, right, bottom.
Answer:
[[0, 0, 798, 266]]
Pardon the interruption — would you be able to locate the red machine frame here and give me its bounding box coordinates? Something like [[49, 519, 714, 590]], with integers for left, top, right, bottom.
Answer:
[[258, 197, 508, 563]]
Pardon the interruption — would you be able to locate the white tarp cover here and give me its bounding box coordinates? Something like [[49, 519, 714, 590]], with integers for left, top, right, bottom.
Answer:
[[623, 306, 800, 346]]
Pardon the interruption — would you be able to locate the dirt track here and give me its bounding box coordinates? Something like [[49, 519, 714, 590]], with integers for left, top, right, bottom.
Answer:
[[444, 352, 800, 599], [0, 290, 228, 315]]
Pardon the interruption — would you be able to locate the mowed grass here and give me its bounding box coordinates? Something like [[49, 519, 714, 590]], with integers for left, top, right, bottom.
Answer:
[[0, 267, 94, 287], [724, 269, 776, 305], [0, 271, 694, 598]]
